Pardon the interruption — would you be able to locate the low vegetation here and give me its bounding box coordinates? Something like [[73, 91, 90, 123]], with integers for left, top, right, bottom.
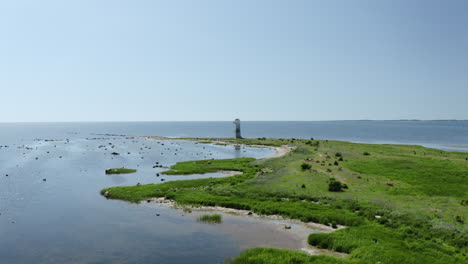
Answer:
[[105, 168, 137, 174], [198, 214, 222, 223], [229, 248, 345, 264], [101, 138, 468, 263]]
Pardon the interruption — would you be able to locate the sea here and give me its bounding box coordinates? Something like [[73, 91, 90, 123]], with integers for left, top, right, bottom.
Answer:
[[0, 121, 467, 264]]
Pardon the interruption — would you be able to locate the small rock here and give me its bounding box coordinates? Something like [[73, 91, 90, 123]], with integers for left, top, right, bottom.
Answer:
[[104, 191, 110, 197], [247, 212, 253, 215]]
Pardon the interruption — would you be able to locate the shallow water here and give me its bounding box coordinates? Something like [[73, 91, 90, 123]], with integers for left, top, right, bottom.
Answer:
[[1, 121, 467, 263], [0, 135, 330, 264]]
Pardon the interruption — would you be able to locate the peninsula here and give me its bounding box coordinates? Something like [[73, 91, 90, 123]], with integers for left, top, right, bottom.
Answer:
[[101, 137, 467, 264]]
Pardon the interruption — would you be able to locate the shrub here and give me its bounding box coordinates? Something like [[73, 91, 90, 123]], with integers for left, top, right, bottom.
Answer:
[[331, 221, 338, 229], [301, 163, 312, 170], [363, 152, 371, 156], [328, 178, 346, 192], [301, 184, 306, 189], [334, 161, 339, 166], [306, 140, 320, 147], [335, 152, 342, 157]]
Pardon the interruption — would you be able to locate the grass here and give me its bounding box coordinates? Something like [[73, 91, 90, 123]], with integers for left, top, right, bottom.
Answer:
[[229, 248, 348, 264], [198, 214, 222, 223], [105, 168, 137, 174], [101, 138, 468, 263], [162, 157, 254, 175], [345, 157, 468, 197]]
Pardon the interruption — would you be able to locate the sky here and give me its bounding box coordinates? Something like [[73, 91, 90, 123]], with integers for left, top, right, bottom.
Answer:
[[1, 0, 467, 122]]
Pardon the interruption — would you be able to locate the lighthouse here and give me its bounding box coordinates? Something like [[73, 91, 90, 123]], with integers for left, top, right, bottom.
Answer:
[[233, 119, 242, 139]]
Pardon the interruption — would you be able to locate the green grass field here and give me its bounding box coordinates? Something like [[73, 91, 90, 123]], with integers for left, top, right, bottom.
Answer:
[[101, 138, 468, 263]]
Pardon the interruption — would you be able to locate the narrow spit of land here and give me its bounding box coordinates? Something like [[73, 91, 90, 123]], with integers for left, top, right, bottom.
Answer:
[[102, 137, 468, 264]]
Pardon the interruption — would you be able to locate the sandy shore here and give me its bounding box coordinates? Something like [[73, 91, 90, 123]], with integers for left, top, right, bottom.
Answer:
[[220, 170, 243, 176], [264, 144, 292, 159], [147, 197, 347, 257], [148, 197, 344, 232]]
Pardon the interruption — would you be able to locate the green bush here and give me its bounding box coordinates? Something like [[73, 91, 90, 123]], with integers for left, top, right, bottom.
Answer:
[[301, 163, 312, 170], [328, 178, 345, 192]]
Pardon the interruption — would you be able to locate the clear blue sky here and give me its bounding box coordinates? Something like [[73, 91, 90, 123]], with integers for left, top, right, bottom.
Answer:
[[1, 0, 467, 122]]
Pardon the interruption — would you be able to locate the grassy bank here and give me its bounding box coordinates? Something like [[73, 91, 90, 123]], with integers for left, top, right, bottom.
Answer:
[[101, 138, 467, 263]]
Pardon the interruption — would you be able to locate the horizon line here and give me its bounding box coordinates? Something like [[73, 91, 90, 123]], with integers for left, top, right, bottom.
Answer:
[[0, 119, 467, 123]]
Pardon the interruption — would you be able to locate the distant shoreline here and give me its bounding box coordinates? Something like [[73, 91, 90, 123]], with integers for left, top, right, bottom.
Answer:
[[1, 119, 467, 123]]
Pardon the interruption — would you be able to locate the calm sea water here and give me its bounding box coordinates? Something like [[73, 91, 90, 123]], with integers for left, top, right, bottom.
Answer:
[[0, 121, 467, 264], [1, 120, 467, 151]]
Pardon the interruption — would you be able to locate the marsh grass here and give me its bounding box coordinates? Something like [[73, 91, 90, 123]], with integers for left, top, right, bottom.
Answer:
[[198, 214, 222, 223], [105, 168, 137, 174]]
